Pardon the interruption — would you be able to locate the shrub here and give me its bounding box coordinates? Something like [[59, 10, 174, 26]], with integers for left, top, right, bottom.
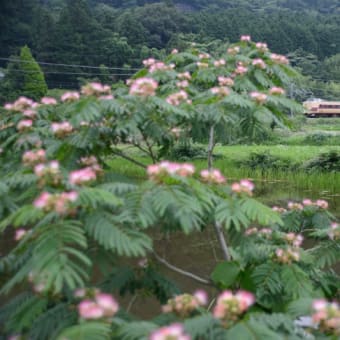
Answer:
[[302, 150, 340, 172], [239, 151, 293, 171]]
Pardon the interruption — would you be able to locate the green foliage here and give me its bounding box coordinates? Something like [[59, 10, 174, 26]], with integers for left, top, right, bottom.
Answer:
[[302, 150, 340, 172], [0, 39, 338, 339], [20, 46, 48, 100], [239, 151, 293, 171], [211, 261, 241, 289]]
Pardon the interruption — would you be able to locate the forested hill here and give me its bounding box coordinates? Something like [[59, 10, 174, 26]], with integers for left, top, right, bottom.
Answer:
[[44, 0, 340, 13], [85, 0, 340, 12], [0, 0, 340, 100]]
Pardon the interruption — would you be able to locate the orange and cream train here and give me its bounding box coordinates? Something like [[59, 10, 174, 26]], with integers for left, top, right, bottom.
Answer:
[[303, 100, 340, 118]]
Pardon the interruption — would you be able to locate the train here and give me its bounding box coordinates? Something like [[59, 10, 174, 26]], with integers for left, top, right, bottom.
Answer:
[[303, 99, 340, 118]]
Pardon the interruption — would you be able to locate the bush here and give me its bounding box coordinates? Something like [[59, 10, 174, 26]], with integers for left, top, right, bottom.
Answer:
[[239, 151, 293, 171], [302, 150, 340, 172], [304, 133, 330, 145]]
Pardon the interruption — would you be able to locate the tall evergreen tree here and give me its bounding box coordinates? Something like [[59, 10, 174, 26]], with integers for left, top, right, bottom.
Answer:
[[20, 45, 48, 100]]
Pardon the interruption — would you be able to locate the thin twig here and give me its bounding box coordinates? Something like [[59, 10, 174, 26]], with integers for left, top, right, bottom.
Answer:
[[207, 297, 216, 312], [141, 131, 157, 164], [126, 294, 138, 313], [213, 221, 231, 261], [153, 251, 213, 286], [112, 149, 147, 169]]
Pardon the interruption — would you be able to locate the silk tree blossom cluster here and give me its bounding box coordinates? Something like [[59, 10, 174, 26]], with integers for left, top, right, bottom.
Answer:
[[21, 109, 37, 119], [274, 247, 300, 264], [129, 77, 158, 97], [4, 96, 38, 112], [269, 87, 285, 95], [170, 127, 183, 139], [245, 227, 273, 238], [252, 58, 266, 69], [213, 290, 255, 327], [274, 232, 303, 264], [218, 76, 234, 87], [15, 228, 27, 241], [285, 232, 304, 247], [240, 35, 251, 42], [61, 91, 80, 102], [177, 72, 191, 80], [328, 223, 340, 240], [196, 61, 209, 69], [270, 53, 289, 65], [227, 46, 240, 55], [312, 299, 340, 335], [231, 179, 254, 196], [41, 97, 58, 105], [51, 121, 73, 138], [77, 291, 119, 320], [143, 58, 175, 73], [17, 119, 33, 132], [287, 201, 304, 210], [79, 156, 103, 176], [166, 90, 189, 106], [149, 323, 190, 340], [211, 86, 230, 97], [214, 59, 226, 67], [34, 161, 61, 186], [198, 53, 210, 59], [272, 206, 287, 213], [22, 149, 46, 167], [162, 290, 208, 317], [200, 169, 226, 184], [250, 91, 267, 104], [302, 198, 329, 209], [34, 191, 78, 215], [176, 80, 189, 88], [81, 82, 111, 97], [234, 64, 248, 75], [256, 42, 268, 52], [69, 167, 97, 185], [147, 161, 195, 181]]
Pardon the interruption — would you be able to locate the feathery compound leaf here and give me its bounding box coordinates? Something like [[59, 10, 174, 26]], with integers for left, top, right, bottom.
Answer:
[[78, 187, 122, 209], [150, 186, 204, 233], [115, 321, 158, 340], [29, 303, 77, 340], [57, 321, 111, 340], [0, 205, 44, 231], [240, 198, 282, 226], [308, 241, 340, 268], [215, 199, 250, 231], [4, 295, 48, 333], [226, 320, 282, 340], [30, 221, 91, 293], [286, 298, 314, 318], [184, 314, 225, 340], [252, 263, 283, 308], [281, 265, 313, 298], [85, 212, 152, 256], [5, 173, 37, 189], [100, 266, 136, 294]]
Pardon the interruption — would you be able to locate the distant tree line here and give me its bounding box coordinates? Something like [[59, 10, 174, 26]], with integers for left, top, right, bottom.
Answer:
[[0, 0, 339, 100]]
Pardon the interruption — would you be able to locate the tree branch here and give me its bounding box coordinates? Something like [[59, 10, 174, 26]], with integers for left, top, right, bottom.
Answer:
[[213, 221, 231, 261], [207, 125, 215, 170], [153, 251, 213, 286], [112, 149, 147, 169]]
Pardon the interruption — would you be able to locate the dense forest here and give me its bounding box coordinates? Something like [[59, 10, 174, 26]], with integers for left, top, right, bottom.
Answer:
[[0, 0, 340, 102]]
